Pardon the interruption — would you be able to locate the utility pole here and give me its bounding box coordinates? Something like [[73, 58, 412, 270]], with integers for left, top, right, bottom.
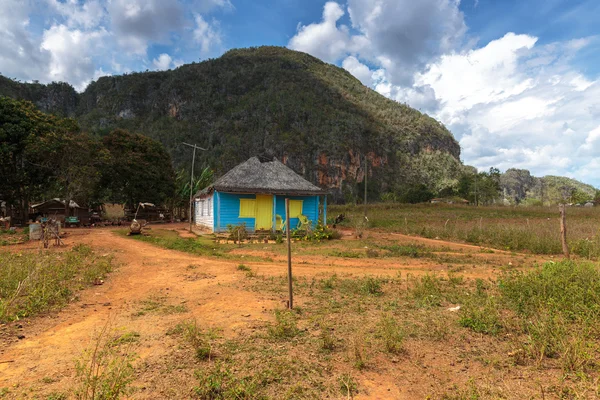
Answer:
[[474, 173, 478, 206], [363, 155, 368, 219], [182, 142, 207, 233]]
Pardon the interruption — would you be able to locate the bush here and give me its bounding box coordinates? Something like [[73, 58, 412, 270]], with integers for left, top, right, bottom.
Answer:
[[459, 296, 502, 335], [376, 314, 404, 354], [227, 223, 248, 242], [268, 310, 299, 339]]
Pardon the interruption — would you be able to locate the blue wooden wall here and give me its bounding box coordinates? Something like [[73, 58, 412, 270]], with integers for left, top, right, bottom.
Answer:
[[214, 191, 322, 232], [274, 195, 319, 231]]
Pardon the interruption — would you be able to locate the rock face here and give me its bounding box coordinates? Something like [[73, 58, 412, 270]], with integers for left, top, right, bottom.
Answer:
[[0, 46, 462, 202]]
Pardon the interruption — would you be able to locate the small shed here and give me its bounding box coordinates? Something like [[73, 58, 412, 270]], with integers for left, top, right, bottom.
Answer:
[[195, 157, 327, 233], [30, 198, 91, 224]]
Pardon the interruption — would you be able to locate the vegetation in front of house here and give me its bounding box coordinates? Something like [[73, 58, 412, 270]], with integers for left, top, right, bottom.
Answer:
[[118, 229, 227, 258], [0, 245, 114, 322], [332, 202, 600, 256]]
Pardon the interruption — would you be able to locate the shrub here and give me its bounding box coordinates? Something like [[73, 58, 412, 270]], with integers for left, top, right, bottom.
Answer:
[[268, 310, 299, 339], [376, 314, 404, 354], [411, 274, 443, 307], [227, 223, 248, 242], [459, 296, 502, 335], [73, 325, 136, 400]]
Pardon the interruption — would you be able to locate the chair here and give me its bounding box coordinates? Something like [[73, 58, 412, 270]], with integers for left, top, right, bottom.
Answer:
[[297, 214, 310, 230], [276, 214, 286, 232]]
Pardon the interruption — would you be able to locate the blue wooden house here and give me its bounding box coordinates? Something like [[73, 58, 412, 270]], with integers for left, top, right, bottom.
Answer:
[[194, 157, 327, 233]]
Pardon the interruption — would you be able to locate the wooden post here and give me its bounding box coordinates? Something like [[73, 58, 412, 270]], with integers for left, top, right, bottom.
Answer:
[[559, 204, 570, 259], [363, 155, 368, 219], [285, 198, 293, 309]]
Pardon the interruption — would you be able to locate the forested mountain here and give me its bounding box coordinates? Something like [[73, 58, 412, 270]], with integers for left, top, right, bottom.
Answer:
[[500, 169, 597, 205], [0, 46, 462, 202]]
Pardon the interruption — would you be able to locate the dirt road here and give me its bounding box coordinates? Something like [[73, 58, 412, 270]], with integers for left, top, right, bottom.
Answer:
[[0, 228, 279, 398], [0, 226, 546, 398]]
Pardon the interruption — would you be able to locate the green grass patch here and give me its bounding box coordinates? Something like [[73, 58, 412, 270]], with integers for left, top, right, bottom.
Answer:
[[0, 245, 114, 322]]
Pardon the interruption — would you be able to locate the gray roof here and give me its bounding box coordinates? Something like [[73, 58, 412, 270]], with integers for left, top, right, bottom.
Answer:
[[196, 157, 326, 197]]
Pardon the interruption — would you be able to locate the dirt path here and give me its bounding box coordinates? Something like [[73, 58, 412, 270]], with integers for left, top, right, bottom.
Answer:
[[0, 229, 277, 397], [0, 226, 549, 398]]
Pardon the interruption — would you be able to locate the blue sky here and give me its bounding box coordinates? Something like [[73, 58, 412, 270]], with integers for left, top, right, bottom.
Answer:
[[1, 0, 600, 186]]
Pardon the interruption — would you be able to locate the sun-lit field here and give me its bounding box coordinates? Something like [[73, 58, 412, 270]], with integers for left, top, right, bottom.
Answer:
[[2, 208, 600, 399], [331, 203, 600, 256]]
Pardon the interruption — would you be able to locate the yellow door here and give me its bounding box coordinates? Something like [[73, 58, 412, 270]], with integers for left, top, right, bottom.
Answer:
[[255, 195, 273, 230]]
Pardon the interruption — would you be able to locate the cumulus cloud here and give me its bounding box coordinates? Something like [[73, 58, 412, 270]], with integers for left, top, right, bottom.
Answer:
[[41, 24, 108, 91], [108, 0, 184, 55], [0, 0, 231, 91], [289, 0, 466, 85], [152, 53, 174, 70], [0, 0, 50, 80], [288, 2, 367, 63], [193, 14, 222, 55], [48, 0, 106, 29], [347, 0, 466, 85], [432, 36, 600, 179]]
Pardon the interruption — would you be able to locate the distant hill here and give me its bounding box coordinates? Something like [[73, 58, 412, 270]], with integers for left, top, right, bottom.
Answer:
[[0, 46, 462, 202], [500, 168, 597, 205]]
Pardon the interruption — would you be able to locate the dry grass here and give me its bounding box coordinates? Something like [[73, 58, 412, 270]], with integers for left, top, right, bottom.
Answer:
[[332, 203, 600, 255], [0, 245, 114, 322]]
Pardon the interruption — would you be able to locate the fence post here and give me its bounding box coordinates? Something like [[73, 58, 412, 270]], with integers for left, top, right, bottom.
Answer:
[[285, 198, 293, 309], [559, 204, 570, 259]]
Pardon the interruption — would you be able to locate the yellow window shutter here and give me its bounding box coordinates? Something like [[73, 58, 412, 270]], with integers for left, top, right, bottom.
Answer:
[[289, 200, 303, 218], [239, 199, 256, 218]]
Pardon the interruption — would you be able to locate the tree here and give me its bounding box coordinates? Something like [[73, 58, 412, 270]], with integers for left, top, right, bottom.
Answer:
[[0, 97, 76, 221], [100, 129, 176, 207], [29, 130, 107, 215], [168, 167, 214, 219]]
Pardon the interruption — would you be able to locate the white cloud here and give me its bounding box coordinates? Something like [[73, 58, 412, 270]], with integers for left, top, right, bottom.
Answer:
[[341, 56, 372, 85], [152, 53, 174, 70], [288, 2, 367, 63], [290, 2, 600, 186], [108, 0, 184, 55], [581, 125, 600, 151], [41, 24, 108, 91], [193, 14, 222, 55], [0, 0, 50, 80], [47, 0, 106, 29]]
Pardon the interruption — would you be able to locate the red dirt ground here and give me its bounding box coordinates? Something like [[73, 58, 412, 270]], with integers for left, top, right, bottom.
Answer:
[[0, 225, 564, 399]]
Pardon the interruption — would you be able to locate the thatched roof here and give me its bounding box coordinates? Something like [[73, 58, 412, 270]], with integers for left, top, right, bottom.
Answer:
[[196, 157, 326, 197]]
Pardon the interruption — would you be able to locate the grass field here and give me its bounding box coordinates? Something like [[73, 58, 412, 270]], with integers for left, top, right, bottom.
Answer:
[[331, 203, 600, 256], [0, 245, 114, 322], [3, 207, 600, 399]]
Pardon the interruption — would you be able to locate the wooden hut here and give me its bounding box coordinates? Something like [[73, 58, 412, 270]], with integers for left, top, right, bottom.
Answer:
[[194, 157, 327, 233], [30, 198, 91, 224]]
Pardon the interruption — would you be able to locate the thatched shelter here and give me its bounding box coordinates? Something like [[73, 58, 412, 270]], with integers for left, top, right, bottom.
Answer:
[[30, 198, 91, 223], [194, 157, 327, 233]]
